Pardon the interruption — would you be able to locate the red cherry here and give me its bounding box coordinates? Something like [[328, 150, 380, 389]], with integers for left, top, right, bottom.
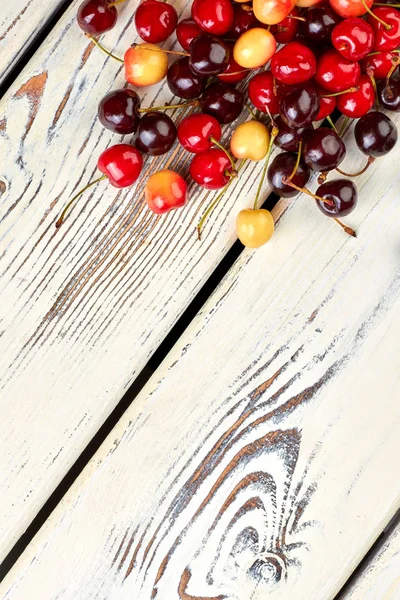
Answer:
[[77, 0, 117, 35], [332, 17, 374, 61], [368, 7, 400, 52], [270, 7, 300, 43], [192, 0, 234, 36], [145, 170, 188, 214], [218, 46, 248, 85], [229, 3, 261, 39], [271, 42, 317, 84], [361, 51, 395, 79], [97, 144, 143, 187], [178, 114, 222, 154], [315, 48, 361, 92], [190, 149, 234, 189], [314, 84, 337, 120], [176, 18, 202, 51], [329, 0, 373, 19], [248, 71, 280, 114], [336, 74, 375, 117], [135, 0, 178, 43]]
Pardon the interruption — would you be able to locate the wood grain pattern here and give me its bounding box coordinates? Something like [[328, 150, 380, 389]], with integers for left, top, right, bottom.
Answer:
[[1, 116, 400, 599]]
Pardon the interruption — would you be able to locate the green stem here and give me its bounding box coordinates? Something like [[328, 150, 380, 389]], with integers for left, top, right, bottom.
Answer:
[[338, 116, 351, 138], [326, 115, 338, 133], [360, 0, 391, 29], [56, 175, 107, 228], [321, 86, 358, 97], [253, 126, 279, 210], [245, 103, 258, 120], [138, 100, 197, 113], [210, 137, 237, 172], [87, 36, 124, 63]]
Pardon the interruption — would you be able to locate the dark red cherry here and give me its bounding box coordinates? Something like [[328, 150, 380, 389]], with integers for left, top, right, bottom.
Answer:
[[271, 42, 317, 85], [315, 49, 361, 92], [336, 74, 374, 117], [332, 18, 374, 61], [270, 8, 301, 44], [378, 79, 400, 111], [280, 86, 320, 128], [361, 51, 395, 79], [134, 112, 177, 156], [98, 89, 141, 135], [135, 0, 178, 43], [178, 114, 222, 153], [368, 7, 400, 52], [218, 46, 248, 85], [303, 5, 341, 45], [167, 57, 206, 99], [248, 71, 280, 114], [201, 82, 244, 124], [354, 111, 398, 157], [189, 35, 230, 76], [303, 127, 346, 171], [176, 18, 202, 51], [274, 115, 314, 152], [192, 0, 234, 36], [267, 152, 311, 198], [229, 3, 260, 39], [77, 0, 117, 35], [190, 149, 234, 189], [315, 179, 358, 217]]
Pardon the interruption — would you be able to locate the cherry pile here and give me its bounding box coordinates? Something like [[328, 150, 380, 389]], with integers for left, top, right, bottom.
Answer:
[[58, 0, 400, 248]]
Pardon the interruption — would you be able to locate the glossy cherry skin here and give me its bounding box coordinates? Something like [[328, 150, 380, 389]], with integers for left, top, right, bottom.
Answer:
[[167, 57, 206, 99], [77, 0, 117, 35], [229, 3, 261, 39], [267, 152, 311, 198], [176, 18, 202, 51], [124, 43, 168, 87], [271, 42, 317, 84], [361, 52, 395, 79], [315, 49, 361, 92], [190, 149, 234, 189], [274, 115, 314, 152], [192, 0, 234, 35], [253, 0, 296, 26], [303, 5, 341, 45], [315, 179, 358, 217], [218, 49, 248, 85], [201, 82, 244, 124], [332, 18, 374, 61], [368, 8, 400, 52], [177, 114, 222, 153], [236, 209, 275, 248], [189, 35, 230, 76], [280, 86, 320, 128], [134, 112, 176, 156], [314, 84, 337, 120], [135, 0, 178, 43], [303, 127, 346, 171], [97, 144, 143, 188], [336, 74, 374, 117], [270, 7, 300, 43], [234, 28, 277, 69], [378, 79, 400, 111], [248, 71, 280, 115], [145, 170, 188, 214], [98, 89, 141, 135], [329, 0, 373, 19], [354, 111, 398, 156]]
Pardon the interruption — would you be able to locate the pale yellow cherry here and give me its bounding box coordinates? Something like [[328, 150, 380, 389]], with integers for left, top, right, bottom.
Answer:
[[296, 0, 323, 7], [233, 28, 277, 69], [236, 209, 275, 248], [230, 121, 270, 161], [253, 0, 296, 25], [124, 43, 168, 87]]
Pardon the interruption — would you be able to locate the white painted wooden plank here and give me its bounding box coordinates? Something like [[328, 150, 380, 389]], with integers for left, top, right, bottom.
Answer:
[[340, 523, 400, 600], [1, 116, 399, 599], [0, 0, 67, 84]]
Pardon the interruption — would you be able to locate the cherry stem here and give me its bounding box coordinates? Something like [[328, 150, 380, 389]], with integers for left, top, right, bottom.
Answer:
[[130, 42, 189, 57], [245, 103, 258, 119], [86, 35, 124, 63], [55, 175, 107, 229], [336, 156, 376, 177], [338, 116, 351, 137], [366, 49, 400, 56], [108, 0, 127, 6], [282, 180, 331, 204], [372, 2, 400, 6], [334, 218, 357, 237], [210, 137, 237, 172], [386, 55, 400, 98], [360, 0, 391, 30], [321, 87, 358, 97], [285, 141, 303, 187], [138, 100, 198, 113], [253, 126, 279, 210], [326, 115, 338, 133], [287, 14, 307, 21], [366, 67, 380, 109]]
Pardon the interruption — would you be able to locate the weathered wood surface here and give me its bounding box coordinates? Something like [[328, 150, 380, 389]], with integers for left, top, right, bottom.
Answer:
[[341, 522, 400, 600], [1, 115, 400, 599], [0, 0, 67, 84]]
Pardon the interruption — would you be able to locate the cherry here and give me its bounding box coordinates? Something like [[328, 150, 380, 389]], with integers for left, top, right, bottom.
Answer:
[[271, 42, 317, 84], [230, 121, 270, 161], [145, 170, 188, 214], [329, 0, 373, 19], [229, 3, 261, 39], [303, 5, 341, 45], [378, 78, 400, 110], [167, 57, 206, 99], [297, 0, 324, 7], [124, 43, 168, 87], [98, 88, 141, 134], [253, 0, 297, 26], [189, 35, 229, 76], [274, 115, 314, 152], [270, 8, 300, 44], [336, 74, 374, 117], [280, 86, 320, 128], [354, 111, 398, 156], [190, 148, 236, 189], [201, 82, 244, 124], [368, 8, 400, 52], [191, 0, 234, 36], [234, 28, 277, 69], [176, 19, 202, 52], [248, 71, 280, 115], [267, 151, 311, 197], [315, 49, 361, 92], [332, 17, 374, 61], [315, 179, 358, 217], [135, 0, 178, 43], [361, 51, 396, 79], [134, 112, 176, 156], [303, 127, 346, 171], [218, 49, 248, 85], [77, 0, 117, 35], [177, 114, 222, 153], [236, 209, 275, 248], [314, 84, 337, 120]]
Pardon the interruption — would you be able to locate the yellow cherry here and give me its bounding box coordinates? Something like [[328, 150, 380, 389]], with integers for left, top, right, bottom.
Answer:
[[296, 0, 323, 6], [253, 0, 296, 25], [124, 43, 168, 87], [236, 209, 275, 248], [233, 28, 277, 69], [230, 121, 270, 161]]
